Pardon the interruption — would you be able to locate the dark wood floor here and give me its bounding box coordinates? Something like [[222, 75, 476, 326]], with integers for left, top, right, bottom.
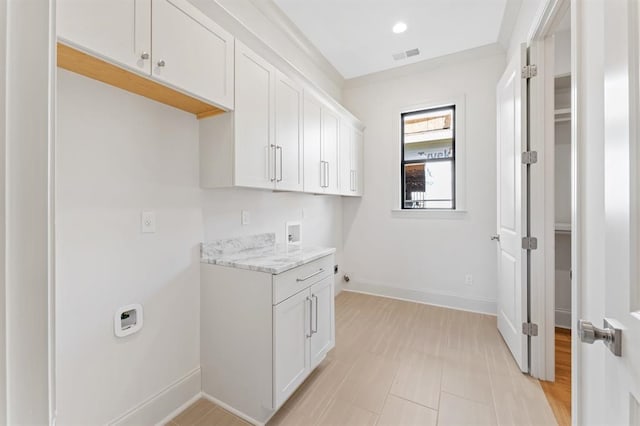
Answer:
[[540, 328, 571, 426]]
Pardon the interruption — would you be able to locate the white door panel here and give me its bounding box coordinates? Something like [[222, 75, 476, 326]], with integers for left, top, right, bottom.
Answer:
[[577, 1, 640, 423], [273, 289, 310, 409], [275, 71, 303, 192], [309, 277, 335, 369], [57, 0, 151, 74], [303, 94, 324, 193], [322, 109, 340, 194], [496, 43, 528, 372], [234, 42, 274, 189]]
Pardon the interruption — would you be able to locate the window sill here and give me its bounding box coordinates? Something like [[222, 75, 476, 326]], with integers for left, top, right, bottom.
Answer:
[[391, 209, 468, 220]]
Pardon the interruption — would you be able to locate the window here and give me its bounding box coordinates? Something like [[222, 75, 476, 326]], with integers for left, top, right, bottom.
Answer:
[[401, 105, 456, 209]]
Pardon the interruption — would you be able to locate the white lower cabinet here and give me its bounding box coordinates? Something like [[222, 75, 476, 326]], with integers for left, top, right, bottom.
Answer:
[[201, 254, 335, 424]]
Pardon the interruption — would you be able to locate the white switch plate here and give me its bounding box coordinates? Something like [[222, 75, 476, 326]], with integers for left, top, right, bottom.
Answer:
[[465, 274, 473, 285], [141, 211, 156, 233], [241, 210, 250, 225]]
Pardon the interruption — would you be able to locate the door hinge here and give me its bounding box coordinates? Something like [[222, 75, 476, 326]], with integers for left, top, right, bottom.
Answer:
[[522, 322, 539, 336], [521, 64, 538, 79], [522, 237, 538, 250], [521, 151, 538, 164]]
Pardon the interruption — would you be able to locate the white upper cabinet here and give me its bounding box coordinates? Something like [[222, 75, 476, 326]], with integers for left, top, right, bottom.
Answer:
[[321, 108, 340, 194], [303, 91, 349, 195], [57, 0, 152, 74], [200, 42, 304, 192], [339, 122, 364, 196], [57, 0, 234, 110], [274, 71, 303, 192], [151, 0, 234, 109], [234, 42, 275, 190]]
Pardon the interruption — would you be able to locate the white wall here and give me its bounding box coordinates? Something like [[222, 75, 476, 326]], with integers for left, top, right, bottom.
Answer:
[[554, 30, 571, 76], [56, 70, 202, 425], [201, 189, 344, 290], [340, 46, 505, 314]]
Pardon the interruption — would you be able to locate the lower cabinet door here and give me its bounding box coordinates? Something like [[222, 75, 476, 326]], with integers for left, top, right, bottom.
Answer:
[[273, 289, 311, 408], [309, 276, 335, 369]]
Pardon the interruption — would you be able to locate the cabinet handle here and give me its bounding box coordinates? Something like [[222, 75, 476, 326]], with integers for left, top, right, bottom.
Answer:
[[157, 60, 166, 67], [296, 268, 324, 282], [306, 297, 313, 338], [270, 144, 277, 182], [320, 161, 326, 188], [277, 146, 283, 182], [140, 52, 150, 60], [325, 162, 330, 188], [312, 294, 318, 334]]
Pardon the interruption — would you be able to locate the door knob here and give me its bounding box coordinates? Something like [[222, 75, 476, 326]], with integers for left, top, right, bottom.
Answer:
[[491, 235, 500, 241], [157, 60, 166, 67], [578, 319, 622, 356], [140, 52, 150, 60]]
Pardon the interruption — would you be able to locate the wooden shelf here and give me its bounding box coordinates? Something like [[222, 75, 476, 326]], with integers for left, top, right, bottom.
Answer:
[[56, 43, 225, 119]]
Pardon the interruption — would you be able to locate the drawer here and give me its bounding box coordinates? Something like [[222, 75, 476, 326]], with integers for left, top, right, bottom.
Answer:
[[273, 255, 334, 305]]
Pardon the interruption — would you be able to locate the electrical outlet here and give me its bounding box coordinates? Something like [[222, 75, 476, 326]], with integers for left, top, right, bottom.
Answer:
[[241, 210, 250, 225], [465, 274, 473, 285], [141, 211, 156, 233]]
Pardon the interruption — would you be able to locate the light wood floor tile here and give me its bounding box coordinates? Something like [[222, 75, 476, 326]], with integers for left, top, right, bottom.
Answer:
[[193, 407, 250, 426], [172, 399, 216, 425], [377, 395, 438, 426], [441, 348, 493, 405], [390, 350, 443, 409], [315, 398, 378, 426], [438, 392, 497, 426], [171, 292, 556, 426], [334, 352, 398, 414]]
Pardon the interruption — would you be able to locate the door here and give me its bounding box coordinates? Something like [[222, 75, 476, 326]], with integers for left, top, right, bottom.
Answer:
[[151, 0, 234, 109], [234, 41, 275, 189], [309, 276, 335, 369], [495, 43, 528, 372], [321, 108, 340, 194], [575, 1, 640, 423], [274, 70, 303, 192], [56, 0, 151, 74], [303, 93, 324, 193], [273, 289, 311, 409]]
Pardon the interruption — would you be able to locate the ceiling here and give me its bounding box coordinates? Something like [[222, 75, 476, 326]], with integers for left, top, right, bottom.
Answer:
[[272, 0, 509, 79]]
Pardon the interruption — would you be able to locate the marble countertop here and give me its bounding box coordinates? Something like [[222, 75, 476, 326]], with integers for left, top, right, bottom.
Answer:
[[201, 233, 335, 274]]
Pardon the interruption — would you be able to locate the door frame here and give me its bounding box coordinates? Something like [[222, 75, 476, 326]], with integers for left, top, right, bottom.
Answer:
[[525, 0, 572, 382]]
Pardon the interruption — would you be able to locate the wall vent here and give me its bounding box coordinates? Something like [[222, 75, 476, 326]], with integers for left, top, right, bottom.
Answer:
[[392, 48, 420, 61]]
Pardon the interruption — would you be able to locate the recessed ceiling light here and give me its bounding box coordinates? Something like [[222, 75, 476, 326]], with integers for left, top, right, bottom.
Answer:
[[393, 22, 407, 34]]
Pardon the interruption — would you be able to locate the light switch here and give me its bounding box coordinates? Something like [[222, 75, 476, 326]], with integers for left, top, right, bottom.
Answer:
[[241, 210, 250, 225], [141, 211, 156, 233]]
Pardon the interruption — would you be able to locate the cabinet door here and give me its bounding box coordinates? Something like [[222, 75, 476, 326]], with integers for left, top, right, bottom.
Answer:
[[321, 108, 340, 194], [303, 93, 324, 193], [234, 42, 275, 189], [353, 128, 364, 196], [273, 290, 311, 409], [309, 276, 335, 369], [339, 121, 352, 195], [57, 0, 151, 75], [151, 0, 234, 109], [274, 71, 303, 192]]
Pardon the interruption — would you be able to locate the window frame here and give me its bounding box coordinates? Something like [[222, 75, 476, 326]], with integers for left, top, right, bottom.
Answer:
[[400, 105, 457, 210], [392, 96, 467, 218]]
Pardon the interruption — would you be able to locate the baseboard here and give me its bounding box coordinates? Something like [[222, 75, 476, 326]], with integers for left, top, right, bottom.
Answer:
[[343, 281, 496, 315], [201, 393, 263, 426], [108, 367, 202, 426], [555, 309, 572, 329]]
